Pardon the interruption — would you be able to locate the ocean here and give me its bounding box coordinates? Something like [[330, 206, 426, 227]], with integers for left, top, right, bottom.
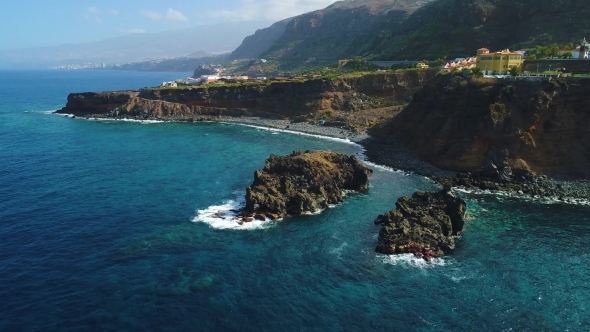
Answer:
[[0, 70, 589, 331]]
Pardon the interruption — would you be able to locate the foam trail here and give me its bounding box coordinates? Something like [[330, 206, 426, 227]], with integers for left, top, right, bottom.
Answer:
[[361, 160, 408, 174], [381, 253, 448, 268], [455, 187, 590, 206], [50, 111, 166, 124], [191, 191, 275, 230], [225, 122, 364, 147]]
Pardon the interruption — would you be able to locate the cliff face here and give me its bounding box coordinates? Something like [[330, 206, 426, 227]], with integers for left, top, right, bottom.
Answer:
[[58, 70, 435, 128], [62, 91, 139, 115], [374, 76, 590, 175]]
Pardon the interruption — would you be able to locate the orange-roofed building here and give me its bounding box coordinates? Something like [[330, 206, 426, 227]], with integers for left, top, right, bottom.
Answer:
[[475, 48, 524, 74]]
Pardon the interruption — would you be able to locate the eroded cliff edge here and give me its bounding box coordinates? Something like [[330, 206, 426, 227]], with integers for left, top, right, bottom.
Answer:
[[370, 76, 590, 176], [57, 71, 435, 131]]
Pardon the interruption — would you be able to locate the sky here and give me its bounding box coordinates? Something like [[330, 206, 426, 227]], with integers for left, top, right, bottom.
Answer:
[[0, 0, 338, 50]]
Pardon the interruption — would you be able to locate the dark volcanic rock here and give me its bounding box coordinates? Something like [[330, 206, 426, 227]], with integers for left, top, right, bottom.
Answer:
[[374, 189, 466, 261], [244, 150, 372, 219]]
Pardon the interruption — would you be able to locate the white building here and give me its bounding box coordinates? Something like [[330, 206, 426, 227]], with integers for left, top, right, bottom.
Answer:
[[569, 38, 590, 59], [200, 75, 220, 83]]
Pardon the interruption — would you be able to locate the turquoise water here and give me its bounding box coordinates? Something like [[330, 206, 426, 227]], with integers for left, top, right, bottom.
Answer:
[[1, 70, 589, 331]]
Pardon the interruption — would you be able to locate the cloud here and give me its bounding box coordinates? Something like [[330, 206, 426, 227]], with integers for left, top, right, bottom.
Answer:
[[83, 6, 102, 22], [206, 0, 337, 21], [110, 9, 119, 16], [141, 8, 189, 22], [119, 28, 146, 34], [165, 8, 188, 22]]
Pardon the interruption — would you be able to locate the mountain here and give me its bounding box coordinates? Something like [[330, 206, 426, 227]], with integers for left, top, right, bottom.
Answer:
[[230, 0, 434, 66], [0, 21, 272, 68]]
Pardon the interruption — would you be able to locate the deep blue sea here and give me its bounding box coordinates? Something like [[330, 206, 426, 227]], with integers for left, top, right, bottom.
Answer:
[[1, 70, 589, 331]]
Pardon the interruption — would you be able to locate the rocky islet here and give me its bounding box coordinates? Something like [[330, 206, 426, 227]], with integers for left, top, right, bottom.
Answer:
[[374, 187, 467, 261], [241, 150, 373, 221]]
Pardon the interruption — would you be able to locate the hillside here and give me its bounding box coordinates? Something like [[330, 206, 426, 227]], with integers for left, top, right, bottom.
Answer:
[[371, 0, 590, 60], [230, 0, 434, 68], [230, 19, 292, 60], [229, 0, 590, 72]]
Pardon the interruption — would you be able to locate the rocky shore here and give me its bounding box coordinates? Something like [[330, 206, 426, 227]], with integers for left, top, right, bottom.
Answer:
[[218, 117, 370, 142]]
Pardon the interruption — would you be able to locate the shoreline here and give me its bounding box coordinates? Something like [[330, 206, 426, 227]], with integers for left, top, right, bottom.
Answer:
[[54, 112, 590, 201]]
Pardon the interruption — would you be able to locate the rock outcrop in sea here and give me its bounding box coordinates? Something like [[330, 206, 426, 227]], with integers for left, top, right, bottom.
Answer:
[[374, 187, 466, 261], [242, 150, 372, 221]]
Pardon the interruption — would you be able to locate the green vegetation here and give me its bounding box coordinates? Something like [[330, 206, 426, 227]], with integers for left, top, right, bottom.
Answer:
[[525, 43, 575, 59], [509, 65, 522, 76], [471, 67, 483, 78]]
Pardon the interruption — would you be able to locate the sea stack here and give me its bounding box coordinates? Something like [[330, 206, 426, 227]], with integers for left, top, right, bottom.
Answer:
[[243, 150, 372, 220], [374, 187, 466, 261]]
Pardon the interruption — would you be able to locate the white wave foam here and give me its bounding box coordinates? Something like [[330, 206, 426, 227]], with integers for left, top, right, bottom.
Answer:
[[191, 191, 276, 230], [455, 187, 590, 206], [224, 122, 364, 148], [360, 160, 407, 174], [330, 242, 348, 258], [380, 253, 448, 268], [91, 117, 166, 124]]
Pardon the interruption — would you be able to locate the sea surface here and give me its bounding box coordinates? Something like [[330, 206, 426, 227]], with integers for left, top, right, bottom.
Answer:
[[1, 70, 589, 331]]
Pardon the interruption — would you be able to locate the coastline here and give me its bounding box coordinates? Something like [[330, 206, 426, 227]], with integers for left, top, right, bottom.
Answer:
[[54, 112, 590, 202], [207, 116, 590, 202]]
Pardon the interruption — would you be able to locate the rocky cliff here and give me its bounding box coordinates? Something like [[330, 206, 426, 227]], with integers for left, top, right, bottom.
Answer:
[[372, 75, 590, 175], [57, 70, 435, 130], [243, 150, 372, 220]]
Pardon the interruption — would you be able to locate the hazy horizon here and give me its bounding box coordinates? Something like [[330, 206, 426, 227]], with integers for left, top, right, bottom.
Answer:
[[0, 0, 338, 51]]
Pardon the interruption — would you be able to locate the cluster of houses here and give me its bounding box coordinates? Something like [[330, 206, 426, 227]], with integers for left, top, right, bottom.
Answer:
[[440, 38, 590, 76], [440, 57, 477, 72], [440, 48, 525, 75], [160, 75, 269, 88]]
